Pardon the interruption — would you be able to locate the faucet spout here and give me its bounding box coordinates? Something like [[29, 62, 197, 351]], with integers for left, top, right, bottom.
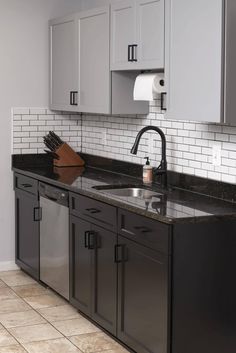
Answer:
[[130, 126, 168, 188]]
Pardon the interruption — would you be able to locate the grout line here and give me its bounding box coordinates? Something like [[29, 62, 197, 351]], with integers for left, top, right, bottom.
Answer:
[[0, 271, 106, 352]]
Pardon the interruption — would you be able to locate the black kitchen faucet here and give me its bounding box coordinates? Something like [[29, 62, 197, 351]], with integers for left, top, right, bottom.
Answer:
[[130, 126, 168, 188]]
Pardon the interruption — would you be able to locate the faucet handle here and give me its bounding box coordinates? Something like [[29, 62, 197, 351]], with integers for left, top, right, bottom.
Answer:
[[154, 163, 166, 175]]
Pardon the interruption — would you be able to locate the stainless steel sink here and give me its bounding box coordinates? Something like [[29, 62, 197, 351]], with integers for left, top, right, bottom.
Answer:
[[102, 187, 163, 199]]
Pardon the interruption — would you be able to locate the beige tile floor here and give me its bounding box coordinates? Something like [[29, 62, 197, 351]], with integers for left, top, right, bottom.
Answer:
[[0, 270, 129, 353]]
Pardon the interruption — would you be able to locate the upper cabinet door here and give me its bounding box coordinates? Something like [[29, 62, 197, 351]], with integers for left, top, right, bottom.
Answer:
[[77, 7, 110, 114], [111, 0, 164, 71], [135, 0, 164, 70], [110, 0, 137, 70], [165, 0, 224, 122], [49, 15, 78, 111]]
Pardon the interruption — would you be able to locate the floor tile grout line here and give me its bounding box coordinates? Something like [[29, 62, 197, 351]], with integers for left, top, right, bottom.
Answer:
[[0, 271, 86, 351], [0, 270, 125, 353], [2, 323, 29, 352], [11, 283, 89, 352]]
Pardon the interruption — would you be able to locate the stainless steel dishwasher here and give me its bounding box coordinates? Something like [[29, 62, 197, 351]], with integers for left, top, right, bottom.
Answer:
[[39, 182, 69, 300]]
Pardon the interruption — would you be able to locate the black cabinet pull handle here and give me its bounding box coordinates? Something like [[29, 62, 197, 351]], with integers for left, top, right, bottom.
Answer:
[[70, 91, 73, 105], [84, 231, 90, 248], [70, 91, 78, 106], [33, 207, 42, 222], [88, 231, 96, 250], [84, 231, 97, 249], [128, 45, 133, 62], [73, 91, 78, 106], [21, 183, 32, 188], [85, 208, 101, 214], [134, 226, 151, 233], [132, 44, 137, 62], [161, 92, 167, 111], [114, 244, 124, 263]]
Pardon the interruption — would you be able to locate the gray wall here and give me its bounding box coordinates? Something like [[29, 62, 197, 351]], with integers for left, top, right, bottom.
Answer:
[[0, 0, 83, 267]]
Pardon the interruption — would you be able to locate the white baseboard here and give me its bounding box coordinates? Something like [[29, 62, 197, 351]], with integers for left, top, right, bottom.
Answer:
[[0, 261, 19, 272]]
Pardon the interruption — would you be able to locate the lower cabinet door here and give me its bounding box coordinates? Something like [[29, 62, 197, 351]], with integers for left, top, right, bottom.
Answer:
[[91, 225, 117, 335], [15, 189, 40, 280], [70, 216, 92, 316], [117, 235, 169, 353]]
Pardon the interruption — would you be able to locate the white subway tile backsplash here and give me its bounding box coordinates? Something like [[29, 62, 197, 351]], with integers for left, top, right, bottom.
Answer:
[[223, 142, 236, 151], [22, 114, 37, 121], [21, 148, 38, 154], [39, 114, 54, 120], [222, 174, 236, 184], [22, 137, 38, 143], [195, 169, 208, 178], [207, 171, 221, 181], [229, 135, 236, 143], [208, 125, 222, 133], [29, 108, 46, 115], [12, 108, 82, 154], [189, 146, 201, 154], [14, 132, 29, 137], [189, 160, 202, 169], [46, 120, 61, 125], [14, 120, 29, 126], [13, 108, 30, 115], [13, 115, 21, 121], [30, 120, 45, 126], [22, 126, 38, 132], [202, 132, 215, 140], [229, 167, 236, 176], [14, 143, 29, 149], [183, 166, 194, 174], [216, 133, 229, 142], [12, 101, 236, 184], [184, 123, 196, 130]]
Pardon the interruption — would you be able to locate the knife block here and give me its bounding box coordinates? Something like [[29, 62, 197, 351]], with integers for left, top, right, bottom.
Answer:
[[53, 166, 85, 183], [53, 143, 85, 167]]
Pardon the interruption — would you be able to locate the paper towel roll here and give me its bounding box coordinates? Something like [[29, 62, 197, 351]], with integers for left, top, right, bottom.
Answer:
[[133, 73, 165, 101]]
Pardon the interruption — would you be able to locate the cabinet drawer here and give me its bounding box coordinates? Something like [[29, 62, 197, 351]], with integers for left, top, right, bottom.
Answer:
[[14, 173, 38, 196], [118, 209, 170, 254], [70, 193, 117, 232]]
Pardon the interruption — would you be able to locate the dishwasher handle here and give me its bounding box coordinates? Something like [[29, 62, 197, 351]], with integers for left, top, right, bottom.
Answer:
[[34, 207, 42, 222], [39, 182, 69, 207], [44, 193, 58, 202]]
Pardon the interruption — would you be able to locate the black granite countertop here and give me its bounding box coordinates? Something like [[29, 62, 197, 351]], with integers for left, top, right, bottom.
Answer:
[[12, 155, 236, 225]]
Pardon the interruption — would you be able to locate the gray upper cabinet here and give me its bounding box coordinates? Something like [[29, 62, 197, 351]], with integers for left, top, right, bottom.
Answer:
[[49, 7, 110, 114], [49, 5, 151, 115], [76, 7, 110, 114], [136, 0, 164, 70], [165, 0, 236, 123], [111, 0, 164, 71], [110, 0, 136, 71], [49, 15, 78, 112]]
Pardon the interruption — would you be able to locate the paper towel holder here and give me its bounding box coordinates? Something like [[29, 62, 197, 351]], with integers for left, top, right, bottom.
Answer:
[[160, 79, 165, 87], [133, 72, 166, 101]]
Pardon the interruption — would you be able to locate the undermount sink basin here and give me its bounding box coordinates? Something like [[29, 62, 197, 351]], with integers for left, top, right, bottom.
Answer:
[[93, 185, 163, 199]]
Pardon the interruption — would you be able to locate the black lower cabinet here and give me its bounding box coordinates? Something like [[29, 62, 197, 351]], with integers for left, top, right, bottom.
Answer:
[[70, 215, 117, 335], [15, 189, 40, 280], [70, 217, 92, 316], [92, 224, 117, 334], [117, 235, 169, 353]]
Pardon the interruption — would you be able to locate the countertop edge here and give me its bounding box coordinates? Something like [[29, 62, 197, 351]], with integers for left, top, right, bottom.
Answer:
[[12, 167, 236, 225]]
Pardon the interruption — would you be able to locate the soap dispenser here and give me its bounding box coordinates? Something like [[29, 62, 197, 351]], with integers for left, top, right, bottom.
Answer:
[[143, 157, 153, 184]]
